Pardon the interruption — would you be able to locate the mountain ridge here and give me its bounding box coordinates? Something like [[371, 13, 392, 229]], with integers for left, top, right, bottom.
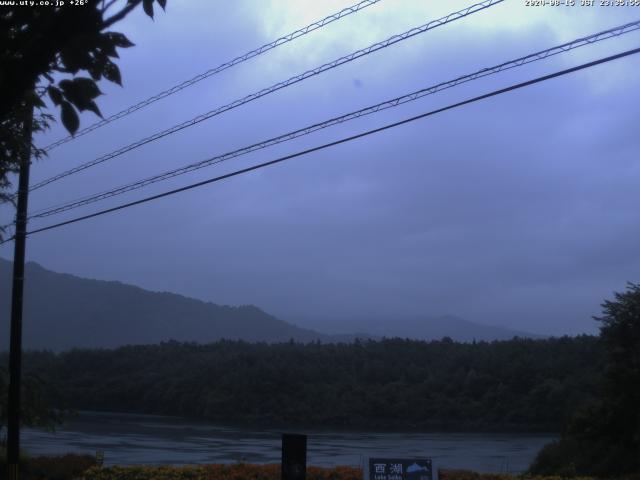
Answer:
[[291, 313, 543, 342], [0, 258, 334, 350], [1, 258, 542, 350]]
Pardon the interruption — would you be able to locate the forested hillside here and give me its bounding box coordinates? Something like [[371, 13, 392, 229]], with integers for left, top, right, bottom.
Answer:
[[0, 259, 537, 348], [16, 336, 602, 432], [0, 259, 331, 349]]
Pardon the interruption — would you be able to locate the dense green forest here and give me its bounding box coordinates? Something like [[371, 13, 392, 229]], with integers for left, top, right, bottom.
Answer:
[[5, 336, 602, 432], [529, 283, 640, 476]]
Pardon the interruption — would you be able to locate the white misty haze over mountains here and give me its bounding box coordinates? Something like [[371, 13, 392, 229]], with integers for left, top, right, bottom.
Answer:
[[1, 1, 638, 336]]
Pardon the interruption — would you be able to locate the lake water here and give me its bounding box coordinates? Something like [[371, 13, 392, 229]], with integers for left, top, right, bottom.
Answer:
[[21, 411, 554, 474]]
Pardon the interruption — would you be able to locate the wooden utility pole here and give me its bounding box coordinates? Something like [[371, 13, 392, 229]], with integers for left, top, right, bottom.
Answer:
[[6, 102, 33, 480]]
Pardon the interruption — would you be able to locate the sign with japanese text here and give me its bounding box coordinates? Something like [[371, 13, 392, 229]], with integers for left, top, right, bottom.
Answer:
[[368, 458, 433, 480]]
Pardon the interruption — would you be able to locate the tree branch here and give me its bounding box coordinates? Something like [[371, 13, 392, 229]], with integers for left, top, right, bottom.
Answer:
[[100, 0, 120, 16], [102, 0, 141, 29]]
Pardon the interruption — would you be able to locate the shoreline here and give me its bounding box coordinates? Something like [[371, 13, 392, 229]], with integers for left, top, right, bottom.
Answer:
[[66, 409, 560, 436]]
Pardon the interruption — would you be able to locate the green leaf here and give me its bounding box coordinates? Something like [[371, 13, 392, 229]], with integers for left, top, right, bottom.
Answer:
[[59, 79, 87, 110], [105, 32, 135, 48], [60, 101, 79, 135], [73, 77, 102, 100], [87, 51, 109, 81], [58, 79, 79, 104], [84, 100, 103, 118], [99, 37, 119, 59], [143, 0, 154, 18], [59, 46, 92, 74], [26, 90, 46, 109], [87, 62, 102, 81], [103, 60, 122, 86], [58, 79, 101, 113], [48, 87, 63, 106], [59, 50, 80, 74]]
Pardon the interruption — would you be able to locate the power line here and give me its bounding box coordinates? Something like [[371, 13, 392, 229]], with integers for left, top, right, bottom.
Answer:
[[28, 0, 504, 193], [12, 45, 638, 241], [26, 19, 640, 220], [41, 0, 384, 152]]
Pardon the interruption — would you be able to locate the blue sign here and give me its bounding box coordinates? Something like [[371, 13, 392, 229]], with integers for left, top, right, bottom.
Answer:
[[368, 458, 433, 480]]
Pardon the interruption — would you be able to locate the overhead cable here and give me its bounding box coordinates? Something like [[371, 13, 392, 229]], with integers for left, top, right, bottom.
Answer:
[[41, 0, 385, 152], [28, 19, 640, 220], [11, 45, 638, 241], [29, 0, 504, 193]]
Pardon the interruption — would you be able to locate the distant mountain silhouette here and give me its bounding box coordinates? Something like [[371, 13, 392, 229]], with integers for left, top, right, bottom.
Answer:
[[0, 258, 333, 350], [0, 258, 541, 350], [294, 314, 543, 342]]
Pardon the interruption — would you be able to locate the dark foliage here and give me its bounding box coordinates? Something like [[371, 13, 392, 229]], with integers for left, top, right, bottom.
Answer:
[[0, 365, 66, 437], [530, 283, 640, 476], [7, 336, 603, 432], [0, 453, 96, 480], [0, 0, 167, 208]]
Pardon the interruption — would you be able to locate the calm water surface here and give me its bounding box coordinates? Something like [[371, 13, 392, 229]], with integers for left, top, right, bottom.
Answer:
[[21, 411, 554, 473]]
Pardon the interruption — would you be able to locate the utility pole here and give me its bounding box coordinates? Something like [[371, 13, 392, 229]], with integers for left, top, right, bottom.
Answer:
[[6, 101, 34, 480]]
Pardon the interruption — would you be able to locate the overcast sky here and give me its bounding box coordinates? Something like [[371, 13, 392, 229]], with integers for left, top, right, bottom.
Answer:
[[2, 0, 639, 335]]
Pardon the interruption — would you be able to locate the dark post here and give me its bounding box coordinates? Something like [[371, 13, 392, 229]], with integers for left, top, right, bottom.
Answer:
[[281, 433, 307, 480], [6, 103, 33, 480]]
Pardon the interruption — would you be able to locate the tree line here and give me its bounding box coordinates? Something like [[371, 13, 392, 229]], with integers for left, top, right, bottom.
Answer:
[[4, 335, 603, 433], [530, 283, 640, 476]]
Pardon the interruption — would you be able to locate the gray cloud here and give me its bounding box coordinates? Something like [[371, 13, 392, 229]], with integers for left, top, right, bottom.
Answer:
[[2, 1, 639, 336]]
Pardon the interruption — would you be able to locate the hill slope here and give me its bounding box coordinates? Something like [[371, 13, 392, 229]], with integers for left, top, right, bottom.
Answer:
[[1, 258, 541, 350], [0, 259, 329, 350]]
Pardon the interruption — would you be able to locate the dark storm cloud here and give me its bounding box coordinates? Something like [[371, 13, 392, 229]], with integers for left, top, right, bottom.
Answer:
[[2, 0, 639, 336]]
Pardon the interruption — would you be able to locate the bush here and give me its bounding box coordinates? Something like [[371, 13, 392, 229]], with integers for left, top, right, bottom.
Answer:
[[439, 469, 513, 480], [0, 452, 96, 480], [528, 439, 583, 477], [79, 464, 362, 480]]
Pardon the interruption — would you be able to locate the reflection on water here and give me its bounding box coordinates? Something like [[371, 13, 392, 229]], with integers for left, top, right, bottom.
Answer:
[[21, 411, 554, 473]]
